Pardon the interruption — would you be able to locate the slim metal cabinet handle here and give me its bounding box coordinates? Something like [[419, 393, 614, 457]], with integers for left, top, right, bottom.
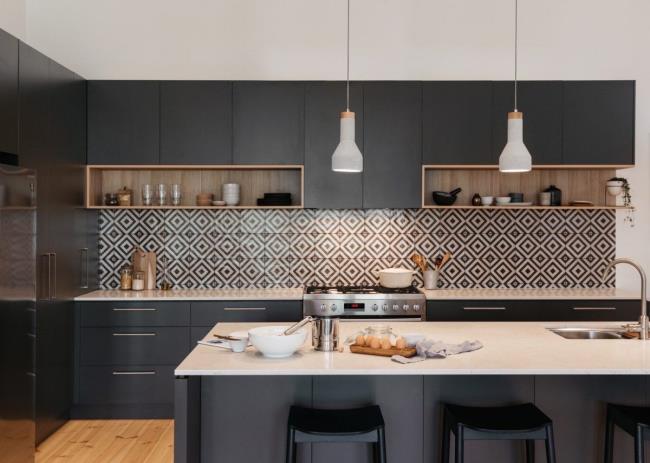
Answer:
[[112, 371, 156, 376], [40, 254, 50, 300], [572, 307, 616, 311], [112, 333, 157, 337], [463, 307, 507, 311], [80, 248, 89, 289], [223, 307, 267, 311], [112, 308, 157, 312], [50, 252, 57, 299]]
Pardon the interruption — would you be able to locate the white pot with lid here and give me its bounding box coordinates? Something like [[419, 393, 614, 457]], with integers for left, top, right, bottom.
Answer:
[[376, 267, 416, 288]]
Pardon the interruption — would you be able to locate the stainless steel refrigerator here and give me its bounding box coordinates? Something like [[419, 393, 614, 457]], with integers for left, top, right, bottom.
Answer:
[[0, 163, 37, 462]]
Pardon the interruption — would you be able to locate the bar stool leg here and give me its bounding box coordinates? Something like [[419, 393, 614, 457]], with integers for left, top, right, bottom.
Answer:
[[441, 410, 450, 463], [545, 424, 557, 463], [454, 425, 464, 463], [634, 426, 644, 463], [377, 427, 387, 463], [604, 410, 614, 463], [285, 427, 296, 463], [525, 439, 535, 463]]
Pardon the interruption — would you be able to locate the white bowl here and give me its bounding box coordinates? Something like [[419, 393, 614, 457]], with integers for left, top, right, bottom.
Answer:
[[480, 196, 494, 206], [248, 326, 308, 358], [376, 267, 416, 288], [402, 333, 426, 347], [495, 196, 512, 205]]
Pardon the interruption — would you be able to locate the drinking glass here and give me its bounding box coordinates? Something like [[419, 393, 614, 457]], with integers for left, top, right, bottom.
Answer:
[[171, 184, 182, 206], [142, 184, 153, 206], [156, 184, 167, 206]]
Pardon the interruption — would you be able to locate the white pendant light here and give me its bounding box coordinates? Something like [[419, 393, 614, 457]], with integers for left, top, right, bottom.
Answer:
[[332, 0, 363, 173], [499, 0, 532, 173]]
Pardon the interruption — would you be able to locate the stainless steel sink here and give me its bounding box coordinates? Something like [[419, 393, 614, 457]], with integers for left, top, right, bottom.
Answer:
[[548, 328, 625, 340]]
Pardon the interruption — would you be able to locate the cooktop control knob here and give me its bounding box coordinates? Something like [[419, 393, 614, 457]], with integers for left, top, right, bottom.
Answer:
[[403, 304, 409, 311], [330, 304, 337, 312], [392, 304, 399, 311], [382, 304, 389, 312], [413, 304, 420, 312], [372, 304, 378, 311], [319, 304, 327, 313]]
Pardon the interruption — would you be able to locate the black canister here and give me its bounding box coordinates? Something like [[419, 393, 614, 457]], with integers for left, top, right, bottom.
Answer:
[[472, 194, 482, 206], [544, 185, 562, 206]]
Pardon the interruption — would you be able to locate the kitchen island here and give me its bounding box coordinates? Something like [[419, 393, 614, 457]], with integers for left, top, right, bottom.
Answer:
[[175, 321, 650, 463]]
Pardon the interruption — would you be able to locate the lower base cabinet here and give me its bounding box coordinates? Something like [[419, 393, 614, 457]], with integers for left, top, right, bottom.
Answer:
[[74, 300, 302, 418]]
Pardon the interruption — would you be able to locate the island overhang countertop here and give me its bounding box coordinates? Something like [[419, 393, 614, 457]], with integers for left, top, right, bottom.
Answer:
[[175, 321, 650, 376]]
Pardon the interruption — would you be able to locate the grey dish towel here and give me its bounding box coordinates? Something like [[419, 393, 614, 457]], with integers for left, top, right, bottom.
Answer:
[[391, 339, 483, 364]]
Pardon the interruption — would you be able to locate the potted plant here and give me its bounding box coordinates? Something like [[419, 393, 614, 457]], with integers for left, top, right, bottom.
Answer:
[[607, 177, 631, 207]]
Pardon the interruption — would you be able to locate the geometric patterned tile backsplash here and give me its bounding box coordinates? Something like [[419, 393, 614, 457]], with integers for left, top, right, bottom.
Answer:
[[98, 208, 616, 289]]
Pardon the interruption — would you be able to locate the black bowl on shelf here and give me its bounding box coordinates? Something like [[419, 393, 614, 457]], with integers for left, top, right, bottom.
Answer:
[[432, 188, 462, 206]]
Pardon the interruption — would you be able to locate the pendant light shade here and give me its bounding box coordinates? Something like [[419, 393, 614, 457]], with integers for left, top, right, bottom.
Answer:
[[499, 111, 532, 172], [332, 0, 363, 173], [332, 111, 363, 172]]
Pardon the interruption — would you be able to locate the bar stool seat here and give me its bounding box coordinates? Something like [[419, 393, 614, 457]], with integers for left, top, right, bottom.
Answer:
[[286, 405, 387, 462], [605, 403, 650, 463], [441, 403, 556, 463]]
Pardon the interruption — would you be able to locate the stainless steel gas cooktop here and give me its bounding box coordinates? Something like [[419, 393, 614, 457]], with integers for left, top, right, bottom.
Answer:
[[303, 285, 426, 320]]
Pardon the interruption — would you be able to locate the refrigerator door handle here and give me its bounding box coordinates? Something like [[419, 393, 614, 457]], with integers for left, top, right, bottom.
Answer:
[[80, 248, 89, 289], [40, 254, 51, 300], [50, 252, 57, 299]]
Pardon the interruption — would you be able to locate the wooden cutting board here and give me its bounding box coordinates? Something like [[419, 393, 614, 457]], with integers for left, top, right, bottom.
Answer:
[[349, 344, 417, 358]]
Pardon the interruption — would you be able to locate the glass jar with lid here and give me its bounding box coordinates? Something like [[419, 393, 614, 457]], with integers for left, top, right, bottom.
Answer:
[[132, 271, 145, 291], [119, 264, 133, 290]]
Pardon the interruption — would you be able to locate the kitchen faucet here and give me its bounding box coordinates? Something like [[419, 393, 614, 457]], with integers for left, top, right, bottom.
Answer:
[[603, 258, 648, 340]]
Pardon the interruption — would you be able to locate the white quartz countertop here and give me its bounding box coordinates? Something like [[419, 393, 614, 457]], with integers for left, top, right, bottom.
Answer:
[[75, 287, 638, 301], [422, 288, 639, 300], [75, 288, 304, 301], [175, 321, 650, 376]]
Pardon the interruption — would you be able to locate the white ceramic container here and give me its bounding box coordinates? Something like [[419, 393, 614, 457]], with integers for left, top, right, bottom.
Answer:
[[376, 268, 416, 288], [248, 326, 307, 358]]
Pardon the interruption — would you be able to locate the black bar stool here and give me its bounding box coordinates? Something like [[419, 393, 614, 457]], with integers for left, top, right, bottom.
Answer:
[[604, 403, 650, 463], [441, 403, 556, 463], [286, 405, 387, 463]]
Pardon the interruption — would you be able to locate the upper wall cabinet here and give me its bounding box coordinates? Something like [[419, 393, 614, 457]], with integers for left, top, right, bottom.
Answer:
[[233, 82, 305, 164], [492, 81, 563, 165], [304, 82, 363, 209], [160, 81, 232, 164], [0, 29, 19, 155], [363, 82, 422, 209], [423, 82, 493, 165], [87, 81, 159, 164], [562, 81, 635, 165]]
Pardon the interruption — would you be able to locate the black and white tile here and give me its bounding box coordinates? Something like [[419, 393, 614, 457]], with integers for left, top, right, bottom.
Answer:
[[98, 208, 616, 289]]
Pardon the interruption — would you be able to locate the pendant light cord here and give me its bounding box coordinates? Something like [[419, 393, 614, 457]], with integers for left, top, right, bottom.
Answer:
[[514, 0, 518, 112], [346, 0, 350, 111]]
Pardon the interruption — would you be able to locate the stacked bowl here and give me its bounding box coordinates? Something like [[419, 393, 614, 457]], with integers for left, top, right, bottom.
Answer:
[[222, 183, 240, 206]]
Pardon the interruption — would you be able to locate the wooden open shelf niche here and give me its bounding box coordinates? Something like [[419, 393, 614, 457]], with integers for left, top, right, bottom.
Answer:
[[85, 165, 304, 209], [422, 165, 631, 209]]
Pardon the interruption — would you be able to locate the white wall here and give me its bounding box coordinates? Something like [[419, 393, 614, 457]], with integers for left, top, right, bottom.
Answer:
[[0, 0, 26, 40], [10, 0, 650, 292]]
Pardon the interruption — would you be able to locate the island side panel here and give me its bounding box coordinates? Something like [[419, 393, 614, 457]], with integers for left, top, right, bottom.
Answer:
[[424, 376, 535, 463], [200, 376, 312, 463], [311, 376, 424, 463]]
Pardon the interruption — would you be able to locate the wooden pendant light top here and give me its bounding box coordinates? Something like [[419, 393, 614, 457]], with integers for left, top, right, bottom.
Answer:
[[508, 111, 523, 119], [340, 111, 355, 119]]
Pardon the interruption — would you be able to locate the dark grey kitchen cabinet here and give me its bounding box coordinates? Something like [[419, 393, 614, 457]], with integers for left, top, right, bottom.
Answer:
[[426, 299, 640, 321], [422, 81, 493, 165], [563, 81, 635, 165], [304, 82, 363, 208], [233, 82, 305, 164], [87, 81, 160, 164], [362, 82, 422, 209], [160, 81, 233, 164], [492, 81, 563, 165], [80, 301, 190, 326], [0, 28, 18, 155]]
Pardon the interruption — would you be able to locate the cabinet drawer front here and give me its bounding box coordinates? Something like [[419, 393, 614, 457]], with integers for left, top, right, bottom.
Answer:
[[80, 327, 190, 365], [427, 301, 520, 321], [79, 302, 190, 327], [78, 365, 175, 405], [191, 301, 302, 326], [540, 300, 640, 321]]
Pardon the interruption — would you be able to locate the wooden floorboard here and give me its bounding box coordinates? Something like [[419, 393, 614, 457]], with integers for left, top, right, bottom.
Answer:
[[35, 420, 173, 463]]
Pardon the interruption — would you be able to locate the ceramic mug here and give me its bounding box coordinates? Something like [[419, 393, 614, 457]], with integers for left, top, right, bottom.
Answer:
[[538, 192, 552, 206]]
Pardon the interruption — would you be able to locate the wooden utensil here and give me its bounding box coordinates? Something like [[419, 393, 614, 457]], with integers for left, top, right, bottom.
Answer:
[[438, 251, 452, 270], [349, 344, 417, 358], [214, 334, 244, 341], [410, 253, 427, 273]]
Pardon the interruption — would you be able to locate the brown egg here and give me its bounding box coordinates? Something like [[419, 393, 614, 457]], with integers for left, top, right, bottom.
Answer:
[[395, 337, 406, 349], [370, 337, 381, 349], [380, 337, 391, 350], [355, 334, 366, 346]]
